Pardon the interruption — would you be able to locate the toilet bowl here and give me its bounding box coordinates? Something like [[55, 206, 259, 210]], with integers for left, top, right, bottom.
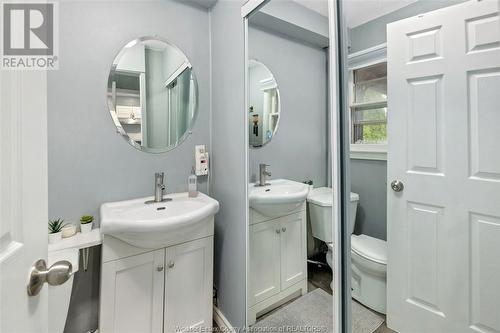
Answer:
[[48, 247, 79, 333], [351, 234, 387, 314], [307, 187, 387, 313]]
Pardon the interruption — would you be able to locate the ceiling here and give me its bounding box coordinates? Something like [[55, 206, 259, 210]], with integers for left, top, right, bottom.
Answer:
[[290, 0, 329, 17], [180, 0, 218, 9], [291, 0, 419, 28], [343, 0, 419, 28]]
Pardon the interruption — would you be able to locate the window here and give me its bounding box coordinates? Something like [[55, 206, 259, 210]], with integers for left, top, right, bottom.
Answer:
[[350, 62, 387, 145]]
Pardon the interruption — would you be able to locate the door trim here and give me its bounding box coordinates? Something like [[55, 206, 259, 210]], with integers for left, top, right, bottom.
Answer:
[[213, 306, 237, 333], [332, 0, 353, 332]]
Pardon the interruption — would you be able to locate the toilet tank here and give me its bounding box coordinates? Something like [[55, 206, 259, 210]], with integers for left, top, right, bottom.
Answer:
[[307, 187, 360, 243]]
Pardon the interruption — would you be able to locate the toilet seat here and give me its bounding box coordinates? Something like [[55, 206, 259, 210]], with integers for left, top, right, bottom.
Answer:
[[351, 234, 387, 265]]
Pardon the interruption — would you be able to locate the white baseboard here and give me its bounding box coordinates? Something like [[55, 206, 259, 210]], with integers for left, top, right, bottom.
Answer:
[[213, 305, 236, 333]]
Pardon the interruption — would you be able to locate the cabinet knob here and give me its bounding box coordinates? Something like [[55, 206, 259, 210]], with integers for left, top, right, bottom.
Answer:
[[157, 265, 164, 272], [167, 261, 175, 268], [282, 227, 286, 232], [276, 229, 281, 234]]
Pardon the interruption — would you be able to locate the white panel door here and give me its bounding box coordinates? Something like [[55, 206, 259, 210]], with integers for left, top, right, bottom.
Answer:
[[164, 237, 213, 333], [387, 1, 500, 332], [100, 249, 164, 333], [0, 70, 49, 332], [249, 219, 281, 305], [280, 212, 306, 290]]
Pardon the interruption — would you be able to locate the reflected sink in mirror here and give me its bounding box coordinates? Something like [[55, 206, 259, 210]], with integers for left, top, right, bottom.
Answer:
[[100, 192, 219, 249], [249, 179, 309, 218]]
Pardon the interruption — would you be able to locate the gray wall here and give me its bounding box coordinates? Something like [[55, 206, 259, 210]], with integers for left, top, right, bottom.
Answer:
[[48, 0, 211, 223], [349, 0, 466, 241], [349, 0, 467, 53], [210, 0, 247, 328], [48, 1, 211, 331], [350, 159, 387, 240], [248, 26, 328, 187], [253, 0, 329, 48]]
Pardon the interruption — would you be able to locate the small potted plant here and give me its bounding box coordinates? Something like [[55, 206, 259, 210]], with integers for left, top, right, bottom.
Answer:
[[48, 218, 66, 244], [80, 215, 94, 233]]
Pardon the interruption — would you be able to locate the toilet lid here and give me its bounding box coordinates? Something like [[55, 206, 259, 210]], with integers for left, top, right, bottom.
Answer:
[[351, 234, 387, 265], [307, 187, 360, 207]]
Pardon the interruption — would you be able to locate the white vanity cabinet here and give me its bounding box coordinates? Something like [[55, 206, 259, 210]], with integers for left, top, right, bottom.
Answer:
[[249, 219, 281, 304], [100, 235, 213, 333], [248, 206, 307, 325], [163, 237, 213, 333], [279, 213, 306, 289], [101, 249, 165, 333]]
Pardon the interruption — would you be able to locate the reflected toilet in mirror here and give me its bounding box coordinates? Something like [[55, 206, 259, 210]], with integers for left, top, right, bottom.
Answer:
[[107, 37, 198, 153]]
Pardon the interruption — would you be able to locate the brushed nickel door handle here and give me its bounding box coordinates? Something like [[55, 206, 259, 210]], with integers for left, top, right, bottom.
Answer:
[[27, 259, 73, 296], [391, 180, 404, 192]]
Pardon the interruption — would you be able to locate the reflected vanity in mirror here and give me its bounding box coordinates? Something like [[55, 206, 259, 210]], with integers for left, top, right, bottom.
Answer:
[[245, 0, 331, 329], [248, 60, 280, 147], [107, 36, 198, 153]]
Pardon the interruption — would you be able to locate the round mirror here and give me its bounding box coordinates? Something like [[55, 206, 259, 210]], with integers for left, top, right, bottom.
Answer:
[[248, 60, 280, 148], [107, 37, 198, 153]]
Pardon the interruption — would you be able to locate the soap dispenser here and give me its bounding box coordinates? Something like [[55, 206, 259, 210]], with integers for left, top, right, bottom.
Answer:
[[188, 167, 198, 198]]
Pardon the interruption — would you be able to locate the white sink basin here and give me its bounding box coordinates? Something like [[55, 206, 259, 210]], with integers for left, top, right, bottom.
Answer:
[[249, 179, 309, 218], [100, 192, 219, 249]]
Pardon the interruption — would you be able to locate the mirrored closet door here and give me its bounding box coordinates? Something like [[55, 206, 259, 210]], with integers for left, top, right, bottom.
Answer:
[[338, 0, 500, 332], [244, 1, 335, 332]]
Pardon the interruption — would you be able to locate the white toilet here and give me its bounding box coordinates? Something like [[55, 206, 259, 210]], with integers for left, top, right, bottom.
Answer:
[[48, 247, 79, 333], [307, 187, 387, 314]]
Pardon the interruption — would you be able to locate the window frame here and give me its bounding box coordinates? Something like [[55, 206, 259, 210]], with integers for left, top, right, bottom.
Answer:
[[347, 43, 388, 161]]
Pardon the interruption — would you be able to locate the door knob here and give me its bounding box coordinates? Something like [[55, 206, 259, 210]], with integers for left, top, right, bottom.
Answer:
[[167, 261, 175, 268], [391, 180, 404, 192], [27, 259, 73, 296]]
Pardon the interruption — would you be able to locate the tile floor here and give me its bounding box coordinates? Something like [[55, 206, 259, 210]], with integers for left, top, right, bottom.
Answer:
[[307, 261, 396, 333], [218, 258, 396, 332]]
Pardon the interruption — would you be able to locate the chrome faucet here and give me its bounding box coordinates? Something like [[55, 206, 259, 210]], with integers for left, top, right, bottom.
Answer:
[[258, 164, 271, 186], [146, 172, 171, 204], [154, 172, 165, 202]]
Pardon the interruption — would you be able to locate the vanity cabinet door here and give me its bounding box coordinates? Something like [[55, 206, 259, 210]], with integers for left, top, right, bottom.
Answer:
[[164, 237, 213, 333], [100, 249, 165, 333], [280, 212, 306, 290], [249, 219, 281, 306]]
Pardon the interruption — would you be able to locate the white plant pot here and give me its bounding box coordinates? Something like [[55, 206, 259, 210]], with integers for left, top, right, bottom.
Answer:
[[80, 222, 93, 233], [48, 231, 62, 244]]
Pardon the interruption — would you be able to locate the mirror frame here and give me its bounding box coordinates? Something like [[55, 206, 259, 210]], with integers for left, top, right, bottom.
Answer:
[[107, 36, 199, 154], [248, 59, 281, 148]]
